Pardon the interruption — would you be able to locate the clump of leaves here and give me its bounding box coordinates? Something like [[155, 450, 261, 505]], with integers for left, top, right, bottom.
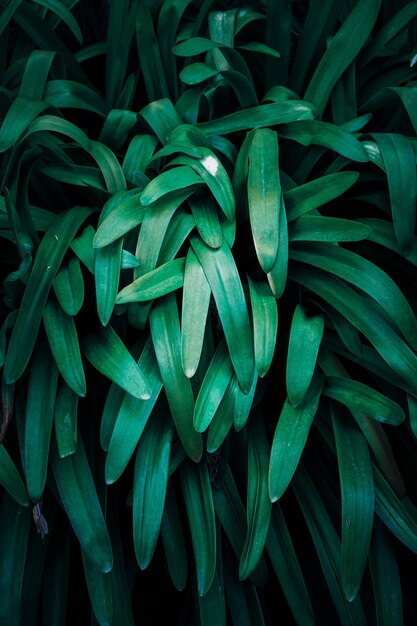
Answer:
[[2, 0, 417, 624]]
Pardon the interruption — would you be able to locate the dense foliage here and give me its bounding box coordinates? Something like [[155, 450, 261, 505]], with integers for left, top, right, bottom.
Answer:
[[2, 0, 417, 623]]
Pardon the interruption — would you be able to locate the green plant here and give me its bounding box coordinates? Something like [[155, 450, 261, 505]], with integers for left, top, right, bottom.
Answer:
[[2, 0, 417, 623]]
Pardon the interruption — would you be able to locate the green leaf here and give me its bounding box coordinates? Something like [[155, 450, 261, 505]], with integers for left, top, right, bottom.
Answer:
[[188, 194, 223, 249], [304, 0, 381, 113], [51, 433, 113, 573], [266, 504, 314, 626], [19, 49, 56, 101], [290, 242, 417, 351], [374, 465, 417, 555], [42, 528, 70, 625], [0, 0, 23, 35], [54, 382, 78, 459], [319, 347, 407, 497], [133, 410, 173, 569], [0, 495, 31, 626], [121, 250, 140, 269], [150, 294, 202, 461], [212, 465, 268, 588], [93, 189, 144, 248], [331, 404, 374, 602], [136, 3, 169, 102], [191, 236, 254, 393], [83, 325, 151, 400], [157, 0, 194, 100], [157, 209, 196, 264], [105, 0, 135, 107], [372, 133, 417, 254], [286, 304, 324, 407], [240, 420, 272, 580], [173, 37, 223, 56], [238, 42, 280, 57], [361, 1, 417, 65], [161, 481, 188, 591], [289, 216, 371, 242], [324, 377, 405, 426], [105, 339, 163, 484], [44, 79, 108, 117], [194, 340, 233, 433], [247, 128, 280, 272], [279, 120, 369, 162], [0, 97, 46, 153], [116, 257, 185, 303], [180, 460, 216, 596], [199, 538, 226, 626], [0, 444, 28, 506], [122, 134, 158, 183], [369, 519, 403, 626], [224, 555, 266, 626], [24, 338, 59, 502], [293, 466, 367, 624], [139, 98, 182, 144], [105, 516, 134, 626], [266, 198, 288, 299], [207, 377, 237, 453], [234, 372, 258, 432], [99, 109, 137, 151], [4, 206, 91, 383], [180, 62, 218, 84], [32, 0, 83, 44], [140, 166, 202, 206], [82, 551, 113, 626], [23, 115, 91, 152], [43, 297, 86, 397], [70, 225, 95, 273], [89, 140, 126, 193], [198, 101, 315, 136], [13, 3, 92, 87], [290, 265, 417, 391], [269, 373, 323, 502], [181, 247, 211, 377], [52, 256, 84, 316], [248, 278, 278, 378]]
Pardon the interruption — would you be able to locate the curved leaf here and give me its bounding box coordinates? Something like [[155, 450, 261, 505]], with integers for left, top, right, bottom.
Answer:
[[191, 236, 254, 393]]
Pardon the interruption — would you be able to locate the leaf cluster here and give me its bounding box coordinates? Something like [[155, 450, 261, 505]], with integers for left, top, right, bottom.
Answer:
[[2, 0, 417, 624]]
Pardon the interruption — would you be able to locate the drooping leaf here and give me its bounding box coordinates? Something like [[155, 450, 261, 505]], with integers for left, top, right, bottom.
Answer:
[[105, 339, 162, 484], [247, 128, 280, 272], [239, 419, 272, 580], [269, 373, 324, 502], [51, 433, 113, 573], [324, 377, 405, 426], [372, 133, 417, 254], [248, 278, 278, 378], [331, 404, 374, 602], [180, 460, 216, 596], [304, 0, 381, 113], [43, 297, 86, 397], [24, 338, 59, 503], [4, 206, 91, 383], [191, 236, 254, 393], [133, 409, 173, 569], [181, 247, 212, 378], [266, 504, 314, 626], [150, 294, 202, 461], [194, 339, 233, 433], [116, 258, 185, 303], [83, 325, 151, 400], [286, 304, 324, 407]]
